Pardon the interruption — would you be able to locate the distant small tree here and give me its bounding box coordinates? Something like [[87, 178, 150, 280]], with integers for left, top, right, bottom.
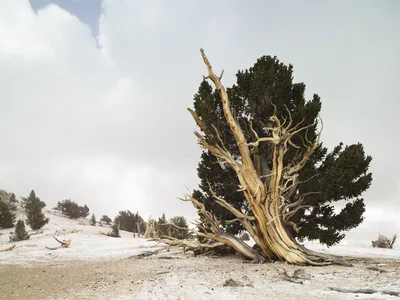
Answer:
[[0, 190, 17, 210], [156, 213, 168, 237], [100, 215, 112, 225], [22, 190, 49, 230], [90, 214, 96, 226], [80, 205, 90, 218], [169, 216, 189, 239], [9, 193, 17, 203], [115, 210, 146, 233], [0, 200, 16, 229], [9, 220, 30, 241], [372, 234, 397, 249], [107, 218, 121, 238], [55, 199, 90, 219]]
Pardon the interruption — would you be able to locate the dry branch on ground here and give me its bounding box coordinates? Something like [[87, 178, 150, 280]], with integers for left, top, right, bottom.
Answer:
[[45, 235, 71, 250], [0, 245, 16, 252]]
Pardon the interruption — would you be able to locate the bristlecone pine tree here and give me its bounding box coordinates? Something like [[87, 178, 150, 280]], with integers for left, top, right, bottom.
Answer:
[[169, 216, 189, 239], [55, 199, 90, 219], [0, 200, 16, 229], [90, 213, 96, 226], [191, 50, 372, 247], [169, 49, 372, 266], [22, 190, 49, 230], [100, 215, 112, 225], [9, 220, 30, 241], [107, 218, 121, 238], [115, 210, 146, 234], [154, 214, 190, 239]]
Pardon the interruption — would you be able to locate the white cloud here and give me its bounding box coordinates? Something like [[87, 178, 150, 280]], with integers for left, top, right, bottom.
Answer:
[[0, 0, 197, 219], [0, 0, 399, 237]]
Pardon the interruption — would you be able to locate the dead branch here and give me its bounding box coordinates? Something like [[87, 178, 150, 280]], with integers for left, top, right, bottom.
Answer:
[[194, 131, 240, 171], [180, 195, 222, 234], [160, 236, 225, 250], [285, 118, 323, 176], [281, 192, 319, 219], [207, 180, 255, 222], [200, 48, 258, 173], [328, 287, 376, 295], [0, 245, 16, 252], [45, 235, 71, 250], [157, 222, 188, 232]]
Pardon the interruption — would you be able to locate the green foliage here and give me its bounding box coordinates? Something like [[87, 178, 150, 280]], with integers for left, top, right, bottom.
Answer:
[[0, 200, 16, 229], [22, 190, 49, 230], [107, 218, 121, 238], [0, 190, 14, 203], [9, 193, 17, 203], [169, 216, 189, 239], [192, 55, 372, 246], [156, 213, 168, 237], [115, 210, 145, 233], [155, 214, 189, 239], [90, 213, 96, 226], [100, 215, 112, 225], [55, 199, 90, 219], [9, 220, 30, 241]]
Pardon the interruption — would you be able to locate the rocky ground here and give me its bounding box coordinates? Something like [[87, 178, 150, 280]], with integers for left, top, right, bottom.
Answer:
[[1, 249, 399, 300]]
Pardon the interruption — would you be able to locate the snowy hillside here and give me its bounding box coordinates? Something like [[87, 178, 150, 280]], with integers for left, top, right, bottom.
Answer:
[[1, 207, 399, 300], [0, 207, 160, 265], [1, 206, 399, 266]]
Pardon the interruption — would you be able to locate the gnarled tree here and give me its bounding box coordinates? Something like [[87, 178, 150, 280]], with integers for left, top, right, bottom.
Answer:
[[192, 54, 371, 247], [176, 49, 360, 266]]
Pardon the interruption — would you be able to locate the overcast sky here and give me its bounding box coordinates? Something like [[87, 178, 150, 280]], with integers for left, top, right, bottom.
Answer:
[[1, 0, 399, 242]]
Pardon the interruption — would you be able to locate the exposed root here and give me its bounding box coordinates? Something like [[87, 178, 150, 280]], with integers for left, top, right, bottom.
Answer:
[[296, 244, 354, 266], [220, 233, 266, 264]]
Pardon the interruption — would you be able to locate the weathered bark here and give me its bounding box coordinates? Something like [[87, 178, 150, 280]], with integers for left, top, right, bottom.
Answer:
[[179, 49, 351, 266]]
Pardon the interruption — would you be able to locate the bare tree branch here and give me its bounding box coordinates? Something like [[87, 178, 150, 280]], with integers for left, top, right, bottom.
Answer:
[[207, 180, 256, 222]]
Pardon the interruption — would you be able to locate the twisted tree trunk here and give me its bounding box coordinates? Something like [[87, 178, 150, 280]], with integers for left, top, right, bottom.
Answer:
[[168, 49, 351, 266]]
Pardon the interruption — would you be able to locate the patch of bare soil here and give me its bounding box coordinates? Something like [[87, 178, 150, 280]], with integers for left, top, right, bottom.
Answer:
[[0, 251, 399, 300]]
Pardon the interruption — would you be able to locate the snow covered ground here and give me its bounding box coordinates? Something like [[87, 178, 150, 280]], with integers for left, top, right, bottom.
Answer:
[[307, 241, 400, 260], [0, 208, 161, 265], [1, 207, 398, 266], [1, 208, 399, 299]]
